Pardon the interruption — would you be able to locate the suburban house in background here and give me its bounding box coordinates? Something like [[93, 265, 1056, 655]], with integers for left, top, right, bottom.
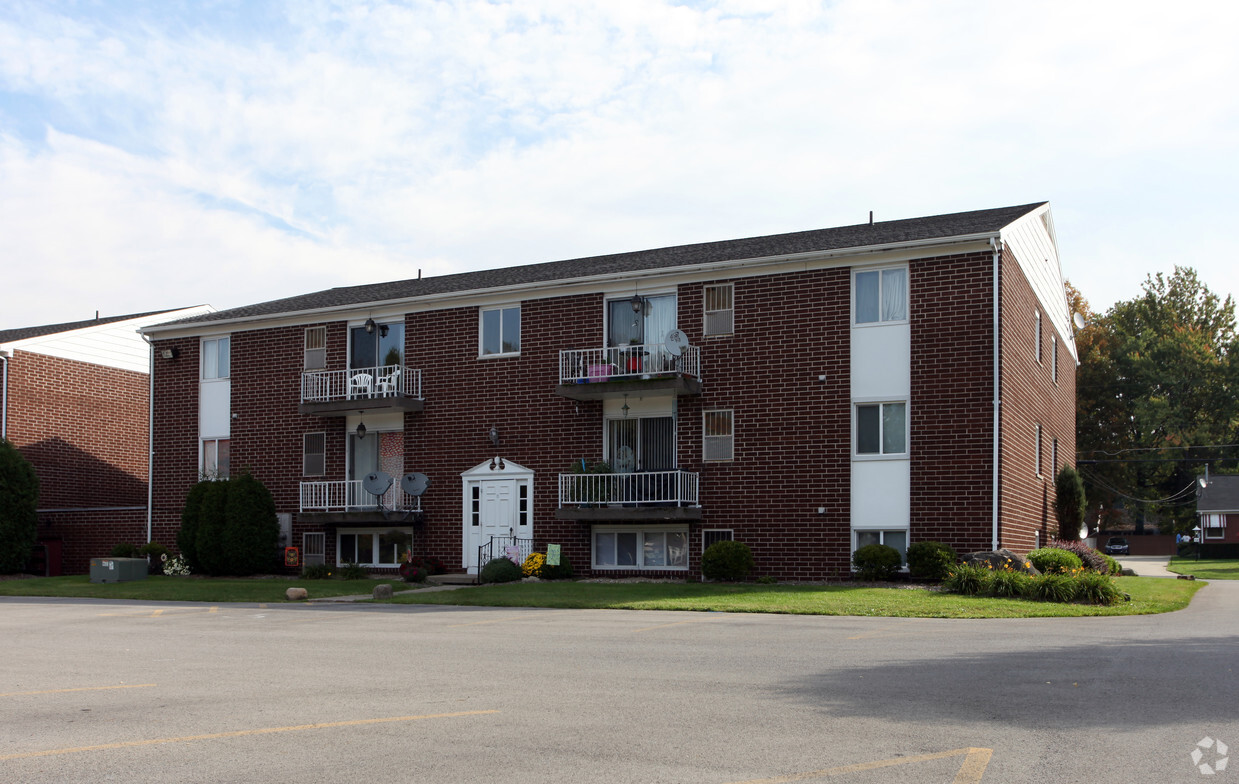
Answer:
[[0, 307, 214, 574], [140, 202, 1076, 580], [1196, 475, 1239, 552]]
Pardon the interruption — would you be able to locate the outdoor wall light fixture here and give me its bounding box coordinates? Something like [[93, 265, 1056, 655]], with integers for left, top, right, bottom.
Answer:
[[489, 426, 500, 446], [160, 347, 179, 359], [364, 317, 377, 334]]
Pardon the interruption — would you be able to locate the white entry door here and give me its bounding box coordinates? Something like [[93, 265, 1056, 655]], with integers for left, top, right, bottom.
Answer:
[[462, 459, 534, 573]]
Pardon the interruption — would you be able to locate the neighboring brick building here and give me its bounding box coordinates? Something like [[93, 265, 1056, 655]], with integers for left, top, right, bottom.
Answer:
[[0, 307, 212, 573], [141, 203, 1076, 580]]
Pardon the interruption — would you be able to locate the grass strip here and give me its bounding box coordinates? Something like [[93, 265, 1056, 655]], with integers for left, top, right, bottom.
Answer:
[[1167, 557, 1239, 580], [0, 575, 402, 603]]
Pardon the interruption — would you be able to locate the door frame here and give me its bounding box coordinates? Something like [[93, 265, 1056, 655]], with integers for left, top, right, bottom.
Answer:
[[461, 458, 534, 573]]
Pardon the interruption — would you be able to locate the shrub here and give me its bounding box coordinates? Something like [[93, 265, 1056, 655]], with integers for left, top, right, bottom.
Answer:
[[0, 439, 39, 574], [301, 563, 332, 580], [539, 554, 574, 580], [177, 481, 211, 573], [221, 472, 280, 576], [1101, 553, 1121, 575], [523, 552, 547, 577], [1075, 571, 1123, 605], [194, 479, 230, 576], [851, 544, 901, 581], [905, 541, 957, 581], [1054, 465, 1087, 540], [1031, 573, 1079, 602], [1049, 539, 1108, 573], [162, 554, 191, 576], [990, 569, 1033, 598], [110, 542, 140, 558], [701, 540, 755, 581], [479, 557, 523, 584], [340, 562, 368, 580], [942, 564, 992, 596], [139, 542, 170, 574], [1028, 547, 1082, 575]]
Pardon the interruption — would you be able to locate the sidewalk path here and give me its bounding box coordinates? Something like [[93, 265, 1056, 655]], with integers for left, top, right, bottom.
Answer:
[[1116, 554, 1182, 578]]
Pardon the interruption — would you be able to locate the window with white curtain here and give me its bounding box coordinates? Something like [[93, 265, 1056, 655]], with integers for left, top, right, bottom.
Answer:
[[855, 402, 907, 456], [854, 268, 908, 324], [594, 527, 688, 570]]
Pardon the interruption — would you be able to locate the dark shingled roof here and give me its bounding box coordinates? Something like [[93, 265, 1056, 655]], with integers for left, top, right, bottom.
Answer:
[[1198, 475, 1239, 513], [160, 202, 1046, 327], [0, 308, 199, 344]]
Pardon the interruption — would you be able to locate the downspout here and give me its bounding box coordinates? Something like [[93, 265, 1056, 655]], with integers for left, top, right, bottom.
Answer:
[[141, 334, 154, 545], [990, 236, 1002, 550], [0, 349, 8, 440]]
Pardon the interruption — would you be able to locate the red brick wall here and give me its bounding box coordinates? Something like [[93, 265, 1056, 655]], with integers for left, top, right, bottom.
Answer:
[[997, 247, 1077, 552], [909, 251, 997, 556], [149, 337, 203, 552]]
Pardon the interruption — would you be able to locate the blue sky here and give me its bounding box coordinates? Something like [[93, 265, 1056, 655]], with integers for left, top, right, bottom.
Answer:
[[2, 0, 1237, 328]]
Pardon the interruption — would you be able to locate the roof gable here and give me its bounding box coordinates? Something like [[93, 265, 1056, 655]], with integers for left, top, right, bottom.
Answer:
[[1198, 475, 1239, 513]]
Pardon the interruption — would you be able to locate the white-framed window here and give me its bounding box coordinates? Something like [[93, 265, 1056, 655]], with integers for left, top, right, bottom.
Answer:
[[303, 432, 326, 476], [305, 327, 326, 370], [703, 410, 734, 461], [593, 526, 688, 570], [1034, 424, 1043, 477], [202, 336, 230, 380], [302, 532, 326, 566], [704, 284, 734, 336], [853, 529, 908, 565], [202, 438, 230, 479], [1051, 437, 1059, 476], [853, 267, 908, 325], [1035, 311, 1042, 364], [854, 401, 907, 456], [1051, 334, 1058, 382], [337, 528, 413, 567], [1203, 513, 1226, 540], [480, 305, 521, 356]]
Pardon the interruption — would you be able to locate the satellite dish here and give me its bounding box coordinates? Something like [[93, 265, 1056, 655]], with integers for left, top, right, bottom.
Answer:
[[401, 472, 430, 497], [362, 470, 393, 497], [1073, 312, 1086, 330], [664, 329, 689, 357]]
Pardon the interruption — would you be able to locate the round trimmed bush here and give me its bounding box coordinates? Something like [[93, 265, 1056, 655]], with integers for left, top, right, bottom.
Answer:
[[1028, 547, 1082, 575], [1101, 553, 1121, 575], [539, 554, 574, 580], [905, 541, 958, 580], [852, 543, 902, 581], [701, 540, 755, 581], [479, 557, 523, 584], [110, 542, 140, 558]]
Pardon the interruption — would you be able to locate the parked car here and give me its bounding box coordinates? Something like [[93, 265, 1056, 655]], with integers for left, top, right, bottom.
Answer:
[[1104, 537, 1130, 555]]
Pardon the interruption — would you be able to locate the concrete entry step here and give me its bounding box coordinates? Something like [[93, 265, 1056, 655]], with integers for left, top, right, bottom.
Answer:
[[429, 573, 478, 586]]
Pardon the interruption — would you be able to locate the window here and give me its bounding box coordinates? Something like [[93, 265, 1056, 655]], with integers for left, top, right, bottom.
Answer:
[[305, 327, 326, 370], [470, 486, 480, 527], [351, 321, 404, 370], [202, 438, 230, 479], [854, 268, 907, 324], [607, 416, 675, 472], [1203, 514, 1226, 540], [704, 284, 734, 336], [855, 402, 907, 456], [202, 337, 230, 379], [303, 433, 326, 476], [480, 305, 520, 356], [302, 532, 326, 566], [1051, 334, 1058, 382], [854, 529, 908, 565], [703, 529, 734, 551], [594, 527, 688, 570], [1035, 311, 1042, 364], [337, 528, 412, 567], [1034, 424, 1043, 477], [1051, 437, 1059, 476], [518, 483, 529, 527], [703, 410, 734, 461]]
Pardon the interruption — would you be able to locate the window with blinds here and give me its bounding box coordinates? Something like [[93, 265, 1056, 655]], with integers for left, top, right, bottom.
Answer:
[[704, 284, 734, 336]]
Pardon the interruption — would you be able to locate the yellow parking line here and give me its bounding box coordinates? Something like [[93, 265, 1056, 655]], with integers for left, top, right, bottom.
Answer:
[[724, 747, 993, 783], [448, 616, 534, 627], [1, 684, 157, 698], [0, 710, 500, 762], [632, 619, 713, 633]]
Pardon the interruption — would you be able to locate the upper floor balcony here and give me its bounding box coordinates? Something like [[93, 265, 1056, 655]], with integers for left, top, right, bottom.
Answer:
[[555, 469, 702, 521], [555, 342, 702, 401], [299, 364, 424, 416], [299, 479, 424, 523]]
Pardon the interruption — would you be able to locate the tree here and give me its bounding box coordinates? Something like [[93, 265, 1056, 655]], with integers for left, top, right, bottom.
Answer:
[[177, 480, 211, 572], [1054, 465, 1086, 540], [1075, 267, 1239, 533], [221, 472, 279, 576], [0, 439, 39, 573]]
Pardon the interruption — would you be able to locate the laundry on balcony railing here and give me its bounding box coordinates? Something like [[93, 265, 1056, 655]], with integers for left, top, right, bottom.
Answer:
[[300, 480, 423, 513], [301, 365, 422, 403], [558, 343, 700, 385], [558, 470, 699, 508]]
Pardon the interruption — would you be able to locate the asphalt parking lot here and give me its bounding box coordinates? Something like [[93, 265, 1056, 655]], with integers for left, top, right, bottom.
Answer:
[[3, 582, 1237, 783]]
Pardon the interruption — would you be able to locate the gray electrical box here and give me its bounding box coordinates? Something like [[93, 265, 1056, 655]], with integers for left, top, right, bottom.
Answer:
[[90, 557, 149, 583]]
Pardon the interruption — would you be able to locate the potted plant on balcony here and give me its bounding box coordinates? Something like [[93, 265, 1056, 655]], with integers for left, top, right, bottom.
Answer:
[[568, 459, 612, 507]]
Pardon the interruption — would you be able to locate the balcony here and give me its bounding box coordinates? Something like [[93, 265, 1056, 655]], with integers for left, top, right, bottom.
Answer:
[[555, 470, 702, 521], [299, 365, 424, 416], [299, 480, 423, 523], [555, 343, 702, 401]]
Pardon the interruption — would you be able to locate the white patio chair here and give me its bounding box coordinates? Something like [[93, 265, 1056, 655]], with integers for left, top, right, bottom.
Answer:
[[348, 372, 374, 398], [375, 367, 402, 396]]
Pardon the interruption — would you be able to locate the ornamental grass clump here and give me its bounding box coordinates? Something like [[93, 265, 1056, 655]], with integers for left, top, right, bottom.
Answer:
[[990, 568, 1033, 598], [1075, 570, 1124, 605], [1031, 572, 1079, 603], [905, 541, 958, 581], [1028, 547, 1082, 575], [942, 564, 992, 596]]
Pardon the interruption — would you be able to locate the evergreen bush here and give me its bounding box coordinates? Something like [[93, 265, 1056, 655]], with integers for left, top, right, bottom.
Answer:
[[701, 540, 755, 581], [1028, 547, 1082, 575], [194, 479, 230, 576], [1054, 465, 1087, 540], [539, 554, 574, 580], [177, 480, 211, 572], [221, 472, 279, 576], [851, 543, 902, 581], [0, 439, 39, 574], [905, 541, 957, 580], [110, 542, 140, 558], [479, 556, 523, 584]]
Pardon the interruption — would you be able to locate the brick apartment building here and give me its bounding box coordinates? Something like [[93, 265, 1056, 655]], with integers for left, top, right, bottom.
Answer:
[[0, 307, 212, 573], [140, 202, 1076, 580]]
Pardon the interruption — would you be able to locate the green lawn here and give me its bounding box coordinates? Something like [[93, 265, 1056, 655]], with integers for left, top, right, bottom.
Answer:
[[1167, 558, 1239, 580], [0, 575, 1204, 617], [0, 575, 402, 603]]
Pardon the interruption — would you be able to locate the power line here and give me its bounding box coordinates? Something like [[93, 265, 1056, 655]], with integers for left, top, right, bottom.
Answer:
[[1077, 468, 1199, 506]]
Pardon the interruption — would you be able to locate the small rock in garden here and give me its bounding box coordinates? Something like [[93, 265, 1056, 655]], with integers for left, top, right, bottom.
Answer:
[[286, 587, 308, 601], [373, 583, 394, 599]]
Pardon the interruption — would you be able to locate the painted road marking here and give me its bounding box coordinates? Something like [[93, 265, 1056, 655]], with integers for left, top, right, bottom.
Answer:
[[632, 618, 715, 633], [448, 615, 536, 627], [0, 710, 500, 762], [1, 684, 157, 698], [724, 747, 993, 783], [97, 607, 218, 619]]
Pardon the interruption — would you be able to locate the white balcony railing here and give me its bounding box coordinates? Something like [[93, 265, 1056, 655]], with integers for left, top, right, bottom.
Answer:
[[558, 343, 701, 385], [300, 480, 423, 514], [300, 365, 422, 404], [558, 470, 699, 508]]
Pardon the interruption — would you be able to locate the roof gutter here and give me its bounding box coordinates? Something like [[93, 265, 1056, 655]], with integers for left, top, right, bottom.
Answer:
[[140, 231, 1001, 337], [990, 234, 1002, 550]]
